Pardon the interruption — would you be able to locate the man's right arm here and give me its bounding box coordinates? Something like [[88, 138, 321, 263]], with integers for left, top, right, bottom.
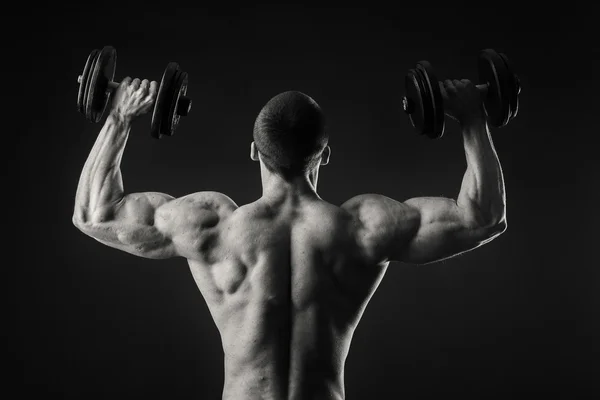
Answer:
[[342, 80, 507, 265]]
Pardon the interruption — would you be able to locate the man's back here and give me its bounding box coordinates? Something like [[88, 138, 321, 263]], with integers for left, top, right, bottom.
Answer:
[[73, 84, 507, 400], [181, 193, 387, 400]]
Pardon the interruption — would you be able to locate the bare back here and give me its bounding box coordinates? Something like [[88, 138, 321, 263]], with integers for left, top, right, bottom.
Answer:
[[74, 80, 507, 400], [178, 195, 387, 400]]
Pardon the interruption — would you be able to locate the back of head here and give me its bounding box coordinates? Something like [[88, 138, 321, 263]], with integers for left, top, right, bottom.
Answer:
[[253, 91, 328, 175]]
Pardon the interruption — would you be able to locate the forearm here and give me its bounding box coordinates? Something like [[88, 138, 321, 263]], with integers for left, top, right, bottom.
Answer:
[[456, 118, 506, 227], [74, 112, 131, 224]]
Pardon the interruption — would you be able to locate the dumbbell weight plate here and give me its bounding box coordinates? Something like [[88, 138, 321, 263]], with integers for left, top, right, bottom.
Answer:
[[166, 70, 189, 136], [83, 50, 100, 120], [151, 62, 177, 139], [77, 49, 99, 115], [478, 49, 511, 128], [86, 46, 117, 123], [498, 52, 520, 120], [404, 68, 428, 136], [405, 64, 443, 138], [416, 61, 445, 139], [413, 67, 435, 138], [151, 63, 191, 139]]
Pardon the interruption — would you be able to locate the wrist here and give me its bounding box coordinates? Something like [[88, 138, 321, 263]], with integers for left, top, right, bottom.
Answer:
[[108, 110, 132, 126], [459, 111, 487, 129]]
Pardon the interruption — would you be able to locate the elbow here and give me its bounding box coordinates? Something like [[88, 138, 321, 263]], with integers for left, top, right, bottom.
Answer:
[[492, 217, 507, 235], [72, 210, 83, 227], [72, 211, 94, 233], [482, 215, 507, 239], [73, 204, 89, 228], [488, 204, 507, 235], [73, 204, 113, 229], [72, 214, 87, 231], [466, 206, 507, 240], [469, 202, 507, 238]]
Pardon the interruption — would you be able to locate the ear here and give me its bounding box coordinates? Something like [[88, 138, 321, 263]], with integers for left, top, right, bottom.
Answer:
[[250, 142, 260, 161], [320, 146, 331, 166]]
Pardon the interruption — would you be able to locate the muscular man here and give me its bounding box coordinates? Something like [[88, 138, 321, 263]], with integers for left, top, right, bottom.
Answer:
[[73, 76, 507, 400]]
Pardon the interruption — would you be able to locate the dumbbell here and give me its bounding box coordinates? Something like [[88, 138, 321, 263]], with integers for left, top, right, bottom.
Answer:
[[401, 49, 521, 139], [76, 45, 192, 139]]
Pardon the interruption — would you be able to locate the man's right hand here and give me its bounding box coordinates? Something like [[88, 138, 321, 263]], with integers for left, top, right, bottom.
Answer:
[[440, 79, 486, 125], [111, 77, 158, 123]]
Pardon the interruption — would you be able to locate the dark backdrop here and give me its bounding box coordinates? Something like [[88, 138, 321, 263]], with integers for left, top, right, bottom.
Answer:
[[11, 3, 598, 400]]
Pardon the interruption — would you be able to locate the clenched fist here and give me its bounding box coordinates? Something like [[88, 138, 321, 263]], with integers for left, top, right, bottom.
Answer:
[[111, 77, 158, 123], [440, 79, 486, 125]]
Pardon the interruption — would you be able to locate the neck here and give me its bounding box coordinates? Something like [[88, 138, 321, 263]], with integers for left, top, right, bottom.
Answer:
[[259, 163, 320, 202]]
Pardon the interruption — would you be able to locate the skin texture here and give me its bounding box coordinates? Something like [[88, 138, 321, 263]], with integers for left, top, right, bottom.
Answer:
[[73, 78, 507, 400]]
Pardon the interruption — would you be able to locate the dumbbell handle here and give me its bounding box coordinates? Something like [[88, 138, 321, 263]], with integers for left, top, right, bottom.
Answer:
[[403, 82, 490, 115], [439, 81, 489, 93], [77, 75, 192, 117], [440, 82, 490, 99], [77, 75, 127, 91]]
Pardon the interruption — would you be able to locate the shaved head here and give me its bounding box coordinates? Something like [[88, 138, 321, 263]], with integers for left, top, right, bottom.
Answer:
[[253, 91, 328, 175]]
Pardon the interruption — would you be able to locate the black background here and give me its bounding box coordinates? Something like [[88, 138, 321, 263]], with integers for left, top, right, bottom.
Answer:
[[11, 3, 598, 400]]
